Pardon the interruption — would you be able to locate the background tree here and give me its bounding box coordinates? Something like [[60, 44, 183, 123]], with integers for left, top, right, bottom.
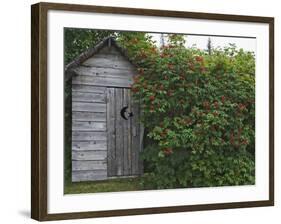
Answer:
[[207, 37, 212, 55]]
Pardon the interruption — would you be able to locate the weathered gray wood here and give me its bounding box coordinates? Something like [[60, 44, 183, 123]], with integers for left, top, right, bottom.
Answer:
[[72, 91, 106, 103], [98, 46, 121, 55], [72, 112, 106, 122], [72, 102, 106, 112], [72, 140, 106, 151], [72, 84, 106, 93], [72, 160, 107, 171], [72, 121, 106, 131], [91, 54, 133, 70], [106, 88, 141, 177], [70, 40, 144, 181], [72, 170, 107, 182], [72, 75, 133, 88], [72, 150, 107, 161], [92, 53, 129, 60], [73, 66, 135, 78], [72, 131, 107, 141], [122, 89, 130, 176], [72, 140, 107, 151], [82, 55, 132, 70], [107, 88, 117, 177], [131, 97, 141, 175], [127, 90, 132, 174], [115, 88, 124, 176]]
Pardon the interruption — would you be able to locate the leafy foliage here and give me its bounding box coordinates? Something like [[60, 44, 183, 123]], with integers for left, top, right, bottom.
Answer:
[[118, 33, 255, 189]]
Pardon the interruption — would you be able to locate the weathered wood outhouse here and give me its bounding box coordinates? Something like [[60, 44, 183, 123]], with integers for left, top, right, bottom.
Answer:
[[65, 37, 143, 182]]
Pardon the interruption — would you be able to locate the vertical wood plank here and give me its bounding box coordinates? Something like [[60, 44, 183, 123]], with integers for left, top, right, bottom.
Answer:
[[115, 88, 124, 176], [123, 89, 129, 175], [107, 88, 117, 176], [128, 90, 132, 175]]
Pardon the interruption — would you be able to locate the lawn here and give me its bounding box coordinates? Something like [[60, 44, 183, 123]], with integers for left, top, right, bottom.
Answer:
[[64, 177, 143, 194]]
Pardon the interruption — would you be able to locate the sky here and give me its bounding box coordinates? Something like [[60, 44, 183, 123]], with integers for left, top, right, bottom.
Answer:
[[149, 33, 256, 54]]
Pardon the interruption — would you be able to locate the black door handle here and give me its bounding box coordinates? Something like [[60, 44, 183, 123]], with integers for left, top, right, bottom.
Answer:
[[120, 106, 133, 120]]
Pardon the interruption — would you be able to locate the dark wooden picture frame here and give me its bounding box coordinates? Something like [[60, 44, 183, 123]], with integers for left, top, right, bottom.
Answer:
[[31, 2, 274, 221]]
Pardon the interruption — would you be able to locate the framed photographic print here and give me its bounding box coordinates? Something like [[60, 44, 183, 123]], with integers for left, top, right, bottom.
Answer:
[[31, 2, 274, 221]]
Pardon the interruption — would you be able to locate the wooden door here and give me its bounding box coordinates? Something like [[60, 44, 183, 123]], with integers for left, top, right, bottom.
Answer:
[[106, 88, 142, 177]]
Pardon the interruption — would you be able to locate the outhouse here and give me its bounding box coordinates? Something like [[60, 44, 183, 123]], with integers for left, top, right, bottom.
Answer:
[[65, 37, 143, 182]]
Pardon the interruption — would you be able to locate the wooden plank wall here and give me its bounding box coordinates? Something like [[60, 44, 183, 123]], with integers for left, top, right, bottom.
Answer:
[[71, 45, 142, 182], [72, 47, 135, 88], [106, 88, 142, 177], [71, 84, 108, 182]]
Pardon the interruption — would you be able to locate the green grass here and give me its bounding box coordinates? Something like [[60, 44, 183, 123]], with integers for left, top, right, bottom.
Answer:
[[64, 177, 143, 194]]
